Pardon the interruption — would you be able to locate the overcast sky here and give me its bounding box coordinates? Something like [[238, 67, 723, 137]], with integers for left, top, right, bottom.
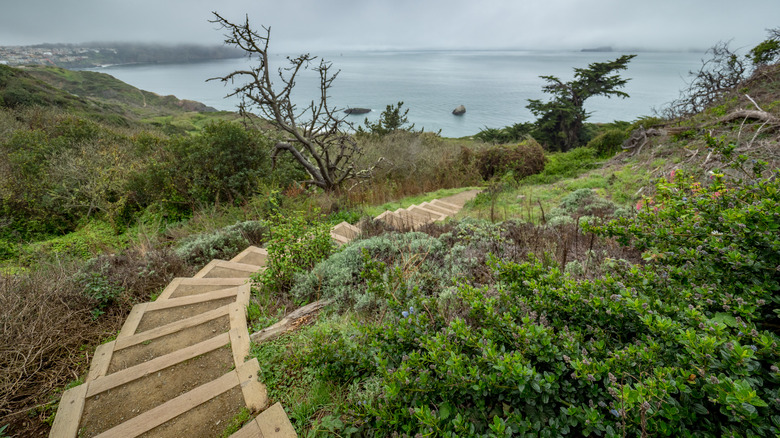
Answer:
[[1, 0, 778, 53]]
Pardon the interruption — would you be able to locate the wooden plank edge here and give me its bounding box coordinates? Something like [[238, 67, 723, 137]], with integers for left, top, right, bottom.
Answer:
[[155, 278, 183, 301], [256, 402, 297, 437], [93, 368, 239, 438], [159, 278, 247, 301], [230, 246, 268, 265], [145, 286, 240, 311], [114, 305, 230, 351], [87, 341, 115, 382], [236, 283, 251, 308], [237, 358, 268, 413], [194, 260, 262, 279], [49, 382, 88, 438], [229, 328, 250, 366], [116, 303, 149, 340], [86, 332, 230, 397]]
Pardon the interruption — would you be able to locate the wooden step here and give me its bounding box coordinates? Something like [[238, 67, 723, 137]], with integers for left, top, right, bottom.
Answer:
[[51, 342, 264, 438], [407, 204, 447, 222], [429, 199, 460, 212], [50, 245, 293, 438], [118, 284, 250, 338], [229, 403, 297, 438], [395, 207, 435, 226], [392, 208, 429, 228], [194, 260, 263, 279], [330, 230, 351, 246], [156, 277, 248, 300], [375, 210, 410, 229], [419, 201, 457, 216], [331, 221, 360, 240], [231, 246, 269, 267], [88, 303, 249, 380]]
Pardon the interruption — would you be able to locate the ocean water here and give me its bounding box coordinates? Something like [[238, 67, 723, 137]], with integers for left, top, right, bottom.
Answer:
[[93, 50, 705, 138]]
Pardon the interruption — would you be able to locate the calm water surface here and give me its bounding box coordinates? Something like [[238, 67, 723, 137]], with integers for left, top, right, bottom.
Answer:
[[93, 50, 704, 137]]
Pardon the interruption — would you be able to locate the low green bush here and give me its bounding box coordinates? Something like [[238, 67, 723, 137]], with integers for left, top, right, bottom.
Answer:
[[295, 149, 780, 435], [586, 128, 629, 157], [174, 220, 269, 267], [256, 212, 334, 295], [462, 139, 547, 181]]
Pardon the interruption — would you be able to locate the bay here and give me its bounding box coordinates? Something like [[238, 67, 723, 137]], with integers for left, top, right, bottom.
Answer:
[[92, 50, 705, 138]]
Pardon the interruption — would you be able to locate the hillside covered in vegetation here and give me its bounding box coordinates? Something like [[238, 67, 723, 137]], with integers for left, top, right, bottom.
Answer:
[[1, 30, 779, 437]]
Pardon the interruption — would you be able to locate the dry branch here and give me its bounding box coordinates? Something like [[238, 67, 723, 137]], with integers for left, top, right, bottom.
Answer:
[[717, 109, 779, 125], [249, 299, 330, 344]]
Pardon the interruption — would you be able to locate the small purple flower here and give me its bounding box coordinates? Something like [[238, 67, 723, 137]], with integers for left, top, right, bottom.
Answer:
[[749, 345, 757, 351], [409, 306, 414, 314], [738, 331, 744, 336], [610, 409, 620, 417], [402, 311, 409, 318]]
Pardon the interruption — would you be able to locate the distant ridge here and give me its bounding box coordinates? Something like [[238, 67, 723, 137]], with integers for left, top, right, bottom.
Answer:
[[581, 46, 613, 52]]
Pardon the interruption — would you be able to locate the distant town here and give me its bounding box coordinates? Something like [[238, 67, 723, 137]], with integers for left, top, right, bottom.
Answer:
[[0, 43, 244, 68]]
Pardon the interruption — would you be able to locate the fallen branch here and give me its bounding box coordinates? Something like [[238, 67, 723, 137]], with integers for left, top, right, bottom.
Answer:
[[717, 109, 778, 125], [249, 299, 331, 344]]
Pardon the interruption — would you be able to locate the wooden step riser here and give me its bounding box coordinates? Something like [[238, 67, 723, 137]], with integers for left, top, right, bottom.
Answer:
[[193, 260, 262, 279], [117, 284, 250, 340], [88, 303, 248, 381], [229, 402, 297, 438], [92, 359, 266, 438], [157, 277, 248, 300], [230, 246, 269, 267]]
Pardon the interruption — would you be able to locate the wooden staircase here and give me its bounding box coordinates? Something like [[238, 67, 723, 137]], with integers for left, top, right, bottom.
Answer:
[[50, 246, 296, 438], [50, 190, 478, 437], [331, 190, 480, 244]]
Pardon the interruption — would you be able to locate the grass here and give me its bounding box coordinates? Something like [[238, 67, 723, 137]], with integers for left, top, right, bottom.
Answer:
[[248, 317, 351, 435], [464, 147, 655, 223]]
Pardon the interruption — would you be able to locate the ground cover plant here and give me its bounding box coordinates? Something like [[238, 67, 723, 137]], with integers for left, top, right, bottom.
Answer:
[[253, 150, 780, 436]]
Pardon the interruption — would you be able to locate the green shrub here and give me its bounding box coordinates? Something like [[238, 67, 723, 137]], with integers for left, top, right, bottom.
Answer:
[[467, 139, 547, 181], [75, 258, 125, 318], [299, 146, 780, 435], [292, 232, 448, 314], [175, 220, 269, 266], [474, 122, 535, 144], [163, 121, 272, 206], [547, 188, 623, 226], [256, 212, 334, 295], [586, 128, 629, 157]]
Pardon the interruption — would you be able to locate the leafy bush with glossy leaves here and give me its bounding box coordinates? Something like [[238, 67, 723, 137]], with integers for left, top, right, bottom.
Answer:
[[300, 147, 780, 436]]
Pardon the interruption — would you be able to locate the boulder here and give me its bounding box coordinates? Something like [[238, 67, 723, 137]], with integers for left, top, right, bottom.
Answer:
[[344, 107, 371, 115], [452, 105, 466, 116]]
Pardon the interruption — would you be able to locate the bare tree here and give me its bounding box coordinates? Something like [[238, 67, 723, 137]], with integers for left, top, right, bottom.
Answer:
[[209, 12, 370, 191], [663, 41, 748, 119]]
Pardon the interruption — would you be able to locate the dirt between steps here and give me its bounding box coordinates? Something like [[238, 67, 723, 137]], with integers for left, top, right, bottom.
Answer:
[[79, 345, 234, 437], [134, 298, 236, 333], [108, 315, 231, 373], [139, 387, 244, 438]]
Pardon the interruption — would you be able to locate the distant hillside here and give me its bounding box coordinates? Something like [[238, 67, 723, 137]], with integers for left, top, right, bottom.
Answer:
[[0, 43, 244, 68], [0, 64, 236, 133]]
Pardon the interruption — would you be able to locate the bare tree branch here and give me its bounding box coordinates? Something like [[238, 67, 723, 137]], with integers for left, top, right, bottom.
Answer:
[[208, 12, 369, 191]]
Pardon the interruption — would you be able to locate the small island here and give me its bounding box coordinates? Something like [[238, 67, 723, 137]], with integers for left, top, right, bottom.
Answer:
[[344, 107, 371, 115]]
